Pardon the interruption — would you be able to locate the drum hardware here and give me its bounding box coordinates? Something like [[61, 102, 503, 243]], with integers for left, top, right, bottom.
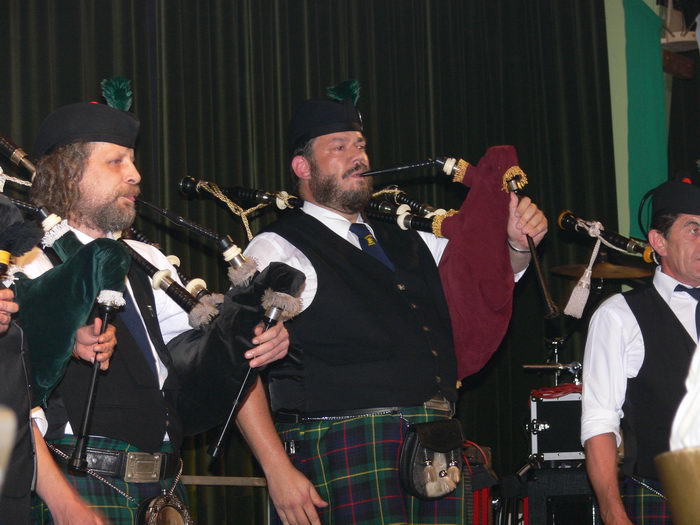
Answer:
[[522, 361, 582, 385]]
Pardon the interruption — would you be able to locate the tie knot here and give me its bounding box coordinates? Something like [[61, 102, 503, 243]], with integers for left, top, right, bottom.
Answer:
[[676, 284, 700, 301]]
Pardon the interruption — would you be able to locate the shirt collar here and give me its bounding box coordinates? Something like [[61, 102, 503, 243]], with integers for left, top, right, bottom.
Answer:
[[67, 221, 115, 244], [655, 265, 700, 302], [302, 200, 369, 239]]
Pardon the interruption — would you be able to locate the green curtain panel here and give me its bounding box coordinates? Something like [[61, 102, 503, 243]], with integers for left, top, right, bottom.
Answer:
[[624, 0, 667, 237], [0, 0, 616, 522]]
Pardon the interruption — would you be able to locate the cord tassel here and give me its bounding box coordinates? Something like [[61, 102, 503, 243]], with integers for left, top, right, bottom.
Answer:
[[564, 237, 601, 318]]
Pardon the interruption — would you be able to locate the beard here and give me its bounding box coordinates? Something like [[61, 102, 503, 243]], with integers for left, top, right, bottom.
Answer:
[[308, 160, 373, 214], [72, 189, 138, 234]]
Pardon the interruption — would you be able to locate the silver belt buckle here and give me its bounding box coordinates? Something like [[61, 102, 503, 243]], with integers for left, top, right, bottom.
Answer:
[[124, 451, 163, 483], [424, 395, 452, 413]]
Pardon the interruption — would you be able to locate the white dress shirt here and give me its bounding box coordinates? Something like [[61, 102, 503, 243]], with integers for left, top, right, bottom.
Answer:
[[581, 267, 698, 447], [245, 201, 524, 312], [15, 224, 192, 437], [670, 343, 700, 450]]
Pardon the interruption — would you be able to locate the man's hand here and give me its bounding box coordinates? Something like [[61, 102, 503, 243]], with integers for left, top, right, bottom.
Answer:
[[0, 288, 18, 334], [266, 462, 328, 525], [73, 318, 117, 371], [245, 322, 290, 368], [507, 193, 548, 249], [51, 502, 110, 525], [33, 424, 111, 524]]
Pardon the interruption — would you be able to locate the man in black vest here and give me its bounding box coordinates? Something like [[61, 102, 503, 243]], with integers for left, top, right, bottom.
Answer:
[[239, 94, 547, 524], [18, 102, 290, 525], [582, 179, 700, 524]]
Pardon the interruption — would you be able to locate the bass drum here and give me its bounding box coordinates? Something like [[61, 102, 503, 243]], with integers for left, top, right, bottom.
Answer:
[[137, 492, 193, 525]]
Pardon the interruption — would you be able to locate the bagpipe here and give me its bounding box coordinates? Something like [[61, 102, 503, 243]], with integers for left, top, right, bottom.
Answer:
[[178, 145, 555, 380], [0, 134, 305, 459]]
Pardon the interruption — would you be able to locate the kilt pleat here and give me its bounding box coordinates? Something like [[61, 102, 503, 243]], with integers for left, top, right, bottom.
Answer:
[[621, 476, 673, 524]]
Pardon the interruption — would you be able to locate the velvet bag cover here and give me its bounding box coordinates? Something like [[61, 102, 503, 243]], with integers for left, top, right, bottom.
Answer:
[[14, 238, 130, 405], [168, 261, 305, 435], [439, 145, 519, 379]]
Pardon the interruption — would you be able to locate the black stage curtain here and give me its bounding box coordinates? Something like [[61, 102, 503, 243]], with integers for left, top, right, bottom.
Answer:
[[0, 1, 616, 521], [669, 51, 700, 179]]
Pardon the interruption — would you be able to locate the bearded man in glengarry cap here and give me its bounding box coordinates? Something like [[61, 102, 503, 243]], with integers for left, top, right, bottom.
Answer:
[[240, 84, 547, 525], [19, 101, 290, 525]]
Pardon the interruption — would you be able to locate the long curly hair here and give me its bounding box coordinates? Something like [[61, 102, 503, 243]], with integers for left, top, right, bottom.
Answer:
[[30, 142, 93, 218]]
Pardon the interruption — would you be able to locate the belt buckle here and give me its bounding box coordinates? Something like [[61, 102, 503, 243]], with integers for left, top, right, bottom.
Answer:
[[424, 395, 452, 412], [124, 452, 163, 483]]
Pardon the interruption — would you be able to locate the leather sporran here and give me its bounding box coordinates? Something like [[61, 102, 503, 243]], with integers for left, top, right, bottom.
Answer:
[[137, 491, 193, 525], [399, 418, 464, 500]]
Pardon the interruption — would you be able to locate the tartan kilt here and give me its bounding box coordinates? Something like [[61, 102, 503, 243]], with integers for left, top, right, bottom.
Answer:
[[621, 476, 673, 525], [32, 435, 187, 525], [273, 405, 470, 525]]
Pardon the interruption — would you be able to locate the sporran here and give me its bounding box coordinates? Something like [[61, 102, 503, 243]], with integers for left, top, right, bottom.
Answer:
[[399, 418, 464, 500]]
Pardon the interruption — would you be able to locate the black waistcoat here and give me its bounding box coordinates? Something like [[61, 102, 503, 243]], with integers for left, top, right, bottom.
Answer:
[[264, 210, 455, 413], [45, 262, 183, 453], [622, 285, 694, 479], [0, 322, 34, 500]]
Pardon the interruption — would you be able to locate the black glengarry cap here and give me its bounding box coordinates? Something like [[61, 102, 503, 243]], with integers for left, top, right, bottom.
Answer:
[[652, 180, 700, 218], [289, 79, 363, 154], [33, 102, 140, 158]]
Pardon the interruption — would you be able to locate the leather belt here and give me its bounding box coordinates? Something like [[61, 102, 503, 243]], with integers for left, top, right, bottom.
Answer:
[[52, 444, 180, 483], [275, 394, 454, 423]]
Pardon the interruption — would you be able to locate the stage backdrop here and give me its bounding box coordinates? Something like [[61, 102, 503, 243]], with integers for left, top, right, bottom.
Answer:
[[0, 1, 617, 522]]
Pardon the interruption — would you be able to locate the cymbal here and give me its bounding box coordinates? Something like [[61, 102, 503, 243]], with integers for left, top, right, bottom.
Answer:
[[551, 261, 653, 280]]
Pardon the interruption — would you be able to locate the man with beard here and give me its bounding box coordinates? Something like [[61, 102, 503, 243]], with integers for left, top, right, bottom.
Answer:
[[240, 95, 548, 524], [17, 102, 290, 524]]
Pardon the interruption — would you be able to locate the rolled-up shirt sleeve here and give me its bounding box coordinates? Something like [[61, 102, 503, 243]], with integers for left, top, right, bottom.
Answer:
[[581, 294, 644, 447], [31, 406, 48, 436]]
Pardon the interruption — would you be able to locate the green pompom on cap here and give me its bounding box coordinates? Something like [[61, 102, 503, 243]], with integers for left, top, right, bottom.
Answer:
[[325, 79, 361, 105], [100, 77, 133, 111]]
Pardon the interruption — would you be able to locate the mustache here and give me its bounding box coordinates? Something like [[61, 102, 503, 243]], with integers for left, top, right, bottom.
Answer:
[[343, 162, 370, 179], [119, 186, 141, 199]]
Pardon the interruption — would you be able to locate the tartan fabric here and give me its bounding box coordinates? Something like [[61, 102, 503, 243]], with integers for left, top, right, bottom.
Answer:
[[621, 476, 673, 524], [273, 406, 470, 525], [32, 435, 186, 525]]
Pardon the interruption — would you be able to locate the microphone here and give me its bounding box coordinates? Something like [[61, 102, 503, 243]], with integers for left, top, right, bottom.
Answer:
[[0, 135, 36, 176]]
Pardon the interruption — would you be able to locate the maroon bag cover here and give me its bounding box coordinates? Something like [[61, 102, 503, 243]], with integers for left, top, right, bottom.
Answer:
[[438, 145, 519, 379]]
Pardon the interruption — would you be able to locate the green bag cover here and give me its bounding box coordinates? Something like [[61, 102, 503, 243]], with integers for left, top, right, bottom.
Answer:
[[15, 238, 130, 405]]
